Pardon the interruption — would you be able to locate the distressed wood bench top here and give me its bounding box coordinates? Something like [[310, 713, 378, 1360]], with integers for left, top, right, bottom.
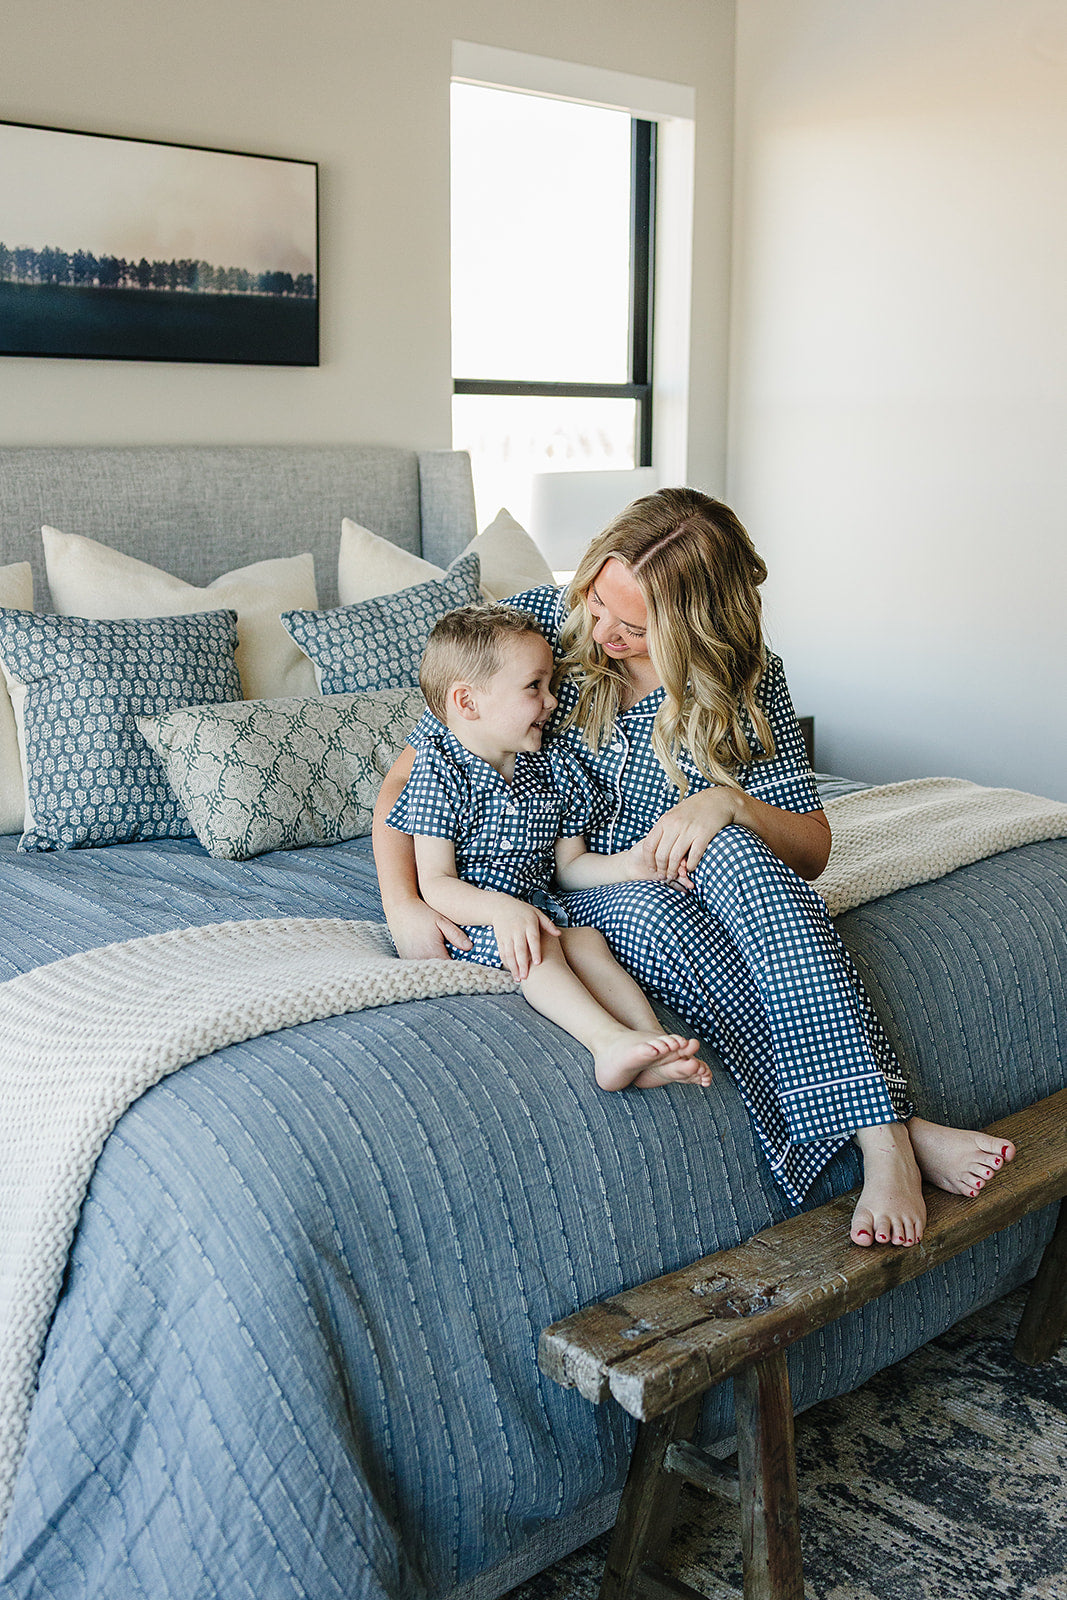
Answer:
[[540, 1087, 1067, 1423]]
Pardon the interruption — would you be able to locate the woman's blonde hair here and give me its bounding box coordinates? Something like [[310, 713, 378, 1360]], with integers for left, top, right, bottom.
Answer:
[[558, 488, 773, 794]]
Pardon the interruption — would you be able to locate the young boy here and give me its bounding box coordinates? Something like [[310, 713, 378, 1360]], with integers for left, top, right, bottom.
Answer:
[[386, 604, 710, 1092]]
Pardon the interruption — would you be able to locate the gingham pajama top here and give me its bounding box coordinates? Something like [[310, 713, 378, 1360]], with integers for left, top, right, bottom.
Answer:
[[387, 714, 611, 970], [502, 585, 913, 1205]]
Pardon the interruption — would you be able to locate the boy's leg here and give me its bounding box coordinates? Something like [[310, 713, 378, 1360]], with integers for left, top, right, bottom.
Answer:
[[520, 935, 709, 1091]]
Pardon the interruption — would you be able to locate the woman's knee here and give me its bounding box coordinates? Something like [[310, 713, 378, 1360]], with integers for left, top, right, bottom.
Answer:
[[693, 824, 812, 899]]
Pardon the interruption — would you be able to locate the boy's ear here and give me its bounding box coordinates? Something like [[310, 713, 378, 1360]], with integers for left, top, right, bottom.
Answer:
[[448, 682, 480, 722]]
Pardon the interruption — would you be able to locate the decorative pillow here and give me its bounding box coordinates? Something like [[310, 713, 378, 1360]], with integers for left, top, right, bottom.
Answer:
[[337, 517, 445, 604], [138, 686, 427, 861], [0, 564, 33, 835], [460, 507, 554, 601], [337, 509, 553, 606], [42, 526, 319, 699], [0, 608, 241, 851], [283, 552, 482, 693]]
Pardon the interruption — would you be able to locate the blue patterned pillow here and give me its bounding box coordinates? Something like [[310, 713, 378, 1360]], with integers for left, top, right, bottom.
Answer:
[[0, 607, 241, 851], [281, 552, 482, 693]]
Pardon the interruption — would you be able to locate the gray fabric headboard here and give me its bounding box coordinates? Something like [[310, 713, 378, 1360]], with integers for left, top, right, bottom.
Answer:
[[0, 445, 477, 611]]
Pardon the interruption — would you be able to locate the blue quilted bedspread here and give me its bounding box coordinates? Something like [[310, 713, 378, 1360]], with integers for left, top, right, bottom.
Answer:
[[0, 820, 1064, 1600]]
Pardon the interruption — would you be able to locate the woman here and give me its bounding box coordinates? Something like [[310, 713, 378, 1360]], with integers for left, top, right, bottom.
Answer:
[[373, 488, 1013, 1246]]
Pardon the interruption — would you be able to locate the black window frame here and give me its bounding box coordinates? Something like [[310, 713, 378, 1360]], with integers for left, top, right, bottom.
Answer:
[[452, 115, 657, 468]]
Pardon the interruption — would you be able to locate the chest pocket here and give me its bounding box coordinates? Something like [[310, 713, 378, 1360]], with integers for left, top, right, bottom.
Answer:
[[471, 792, 560, 858]]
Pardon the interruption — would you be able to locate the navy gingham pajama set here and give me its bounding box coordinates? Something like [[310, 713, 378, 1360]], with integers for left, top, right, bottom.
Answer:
[[500, 586, 914, 1205], [387, 715, 610, 970]]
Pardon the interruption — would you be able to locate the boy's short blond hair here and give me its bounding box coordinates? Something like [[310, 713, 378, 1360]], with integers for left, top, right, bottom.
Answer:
[[419, 604, 548, 721]]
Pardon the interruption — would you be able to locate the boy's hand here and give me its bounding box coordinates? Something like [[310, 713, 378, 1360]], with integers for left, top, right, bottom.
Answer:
[[491, 900, 561, 980], [614, 839, 694, 889]]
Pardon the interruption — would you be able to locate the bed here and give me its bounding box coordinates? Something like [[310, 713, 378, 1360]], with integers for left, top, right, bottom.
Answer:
[[0, 444, 1064, 1600]]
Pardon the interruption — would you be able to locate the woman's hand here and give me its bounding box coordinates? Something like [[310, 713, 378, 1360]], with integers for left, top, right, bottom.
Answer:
[[491, 900, 561, 981], [641, 789, 741, 879], [389, 897, 472, 961], [641, 788, 833, 882]]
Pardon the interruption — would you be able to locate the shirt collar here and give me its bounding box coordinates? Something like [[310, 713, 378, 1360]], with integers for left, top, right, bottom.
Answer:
[[426, 713, 547, 791]]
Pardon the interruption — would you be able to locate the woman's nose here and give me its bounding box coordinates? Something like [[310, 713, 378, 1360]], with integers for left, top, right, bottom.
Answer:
[[591, 613, 614, 644]]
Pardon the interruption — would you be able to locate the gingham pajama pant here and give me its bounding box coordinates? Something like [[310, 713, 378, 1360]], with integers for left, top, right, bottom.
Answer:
[[561, 823, 914, 1205]]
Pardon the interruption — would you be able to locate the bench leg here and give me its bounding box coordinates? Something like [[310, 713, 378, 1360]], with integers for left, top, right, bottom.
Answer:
[[735, 1352, 804, 1600], [600, 1395, 705, 1600], [1015, 1198, 1067, 1366]]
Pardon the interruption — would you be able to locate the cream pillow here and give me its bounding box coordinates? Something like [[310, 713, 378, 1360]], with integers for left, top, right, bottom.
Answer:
[[42, 527, 319, 700], [337, 517, 445, 604], [460, 507, 554, 601], [0, 563, 33, 834], [337, 509, 553, 606]]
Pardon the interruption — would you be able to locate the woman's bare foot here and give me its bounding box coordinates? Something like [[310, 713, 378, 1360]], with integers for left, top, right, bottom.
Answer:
[[850, 1121, 926, 1247], [594, 1033, 711, 1092], [906, 1116, 1016, 1197]]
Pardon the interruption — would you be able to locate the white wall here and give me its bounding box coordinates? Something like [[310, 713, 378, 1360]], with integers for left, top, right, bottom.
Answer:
[[0, 0, 734, 497], [729, 0, 1067, 799]]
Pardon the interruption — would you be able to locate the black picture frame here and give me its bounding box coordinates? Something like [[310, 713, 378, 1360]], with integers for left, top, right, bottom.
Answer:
[[0, 120, 319, 366]]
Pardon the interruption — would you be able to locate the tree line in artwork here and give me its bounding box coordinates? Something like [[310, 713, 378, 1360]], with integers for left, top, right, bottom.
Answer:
[[0, 243, 316, 299]]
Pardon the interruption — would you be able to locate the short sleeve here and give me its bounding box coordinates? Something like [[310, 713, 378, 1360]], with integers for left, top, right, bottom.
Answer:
[[503, 585, 569, 652], [386, 742, 467, 840], [737, 652, 822, 814], [547, 744, 614, 839]]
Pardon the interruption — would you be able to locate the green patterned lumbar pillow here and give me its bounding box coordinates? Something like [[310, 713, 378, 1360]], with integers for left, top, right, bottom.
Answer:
[[138, 687, 426, 860]]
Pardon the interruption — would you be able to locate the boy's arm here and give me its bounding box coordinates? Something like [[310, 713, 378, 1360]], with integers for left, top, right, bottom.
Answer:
[[415, 835, 560, 979], [554, 834, 689, 890], [414, 835, 515, 926]]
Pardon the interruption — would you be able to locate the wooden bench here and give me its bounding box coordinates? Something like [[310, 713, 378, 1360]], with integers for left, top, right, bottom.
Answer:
[[539, 1088, 1067, 1600]]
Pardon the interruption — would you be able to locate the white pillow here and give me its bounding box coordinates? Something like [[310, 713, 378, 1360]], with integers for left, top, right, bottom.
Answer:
[[461, 507, 554, 601], [0, 563, 33, 834], [337, 517, 445, 604], [42, 526, 319, 700], [337, 508, 553, 606]]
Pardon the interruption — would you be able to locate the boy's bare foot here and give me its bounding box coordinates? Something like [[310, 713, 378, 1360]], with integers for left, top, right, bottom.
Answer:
[[851, 1120, 926, 1247], [595, 1033, 711, 1092], [906, 1116, 1016, 1197]]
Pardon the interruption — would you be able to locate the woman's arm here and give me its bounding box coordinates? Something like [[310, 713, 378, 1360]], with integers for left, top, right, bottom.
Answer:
[[371, 748, 472, 958], [642, 788, 832, 882]]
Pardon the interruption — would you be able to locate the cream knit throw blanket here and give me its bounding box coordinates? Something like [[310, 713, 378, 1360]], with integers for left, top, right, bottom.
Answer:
[[816, 776, 1067, 914], [0, 916, 517, 1538], [3, 776, 1067, 1533]]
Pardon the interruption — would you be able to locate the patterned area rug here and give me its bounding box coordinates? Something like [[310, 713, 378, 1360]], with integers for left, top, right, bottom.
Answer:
[[505, 1287, 1067, 1600]]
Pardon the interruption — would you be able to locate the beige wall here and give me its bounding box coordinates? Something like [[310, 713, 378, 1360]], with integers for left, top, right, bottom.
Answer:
[[729, 0, 1067, 798], [0, 0, 734, 496]]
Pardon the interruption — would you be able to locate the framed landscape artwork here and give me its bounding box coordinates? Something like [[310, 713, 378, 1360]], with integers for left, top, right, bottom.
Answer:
[[0, 121, 318, 365]]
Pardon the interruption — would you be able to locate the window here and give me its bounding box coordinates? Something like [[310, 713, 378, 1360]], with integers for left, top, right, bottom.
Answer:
[[450, 46, 694, 535]]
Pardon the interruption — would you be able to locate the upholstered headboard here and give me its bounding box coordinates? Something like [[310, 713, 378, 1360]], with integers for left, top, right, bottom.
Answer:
[[0, 445, 477, 610]]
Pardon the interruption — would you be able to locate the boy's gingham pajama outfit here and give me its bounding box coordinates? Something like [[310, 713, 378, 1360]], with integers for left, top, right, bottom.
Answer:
[[387, 715, 610, 970], [502, 586, 913, 1205]]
